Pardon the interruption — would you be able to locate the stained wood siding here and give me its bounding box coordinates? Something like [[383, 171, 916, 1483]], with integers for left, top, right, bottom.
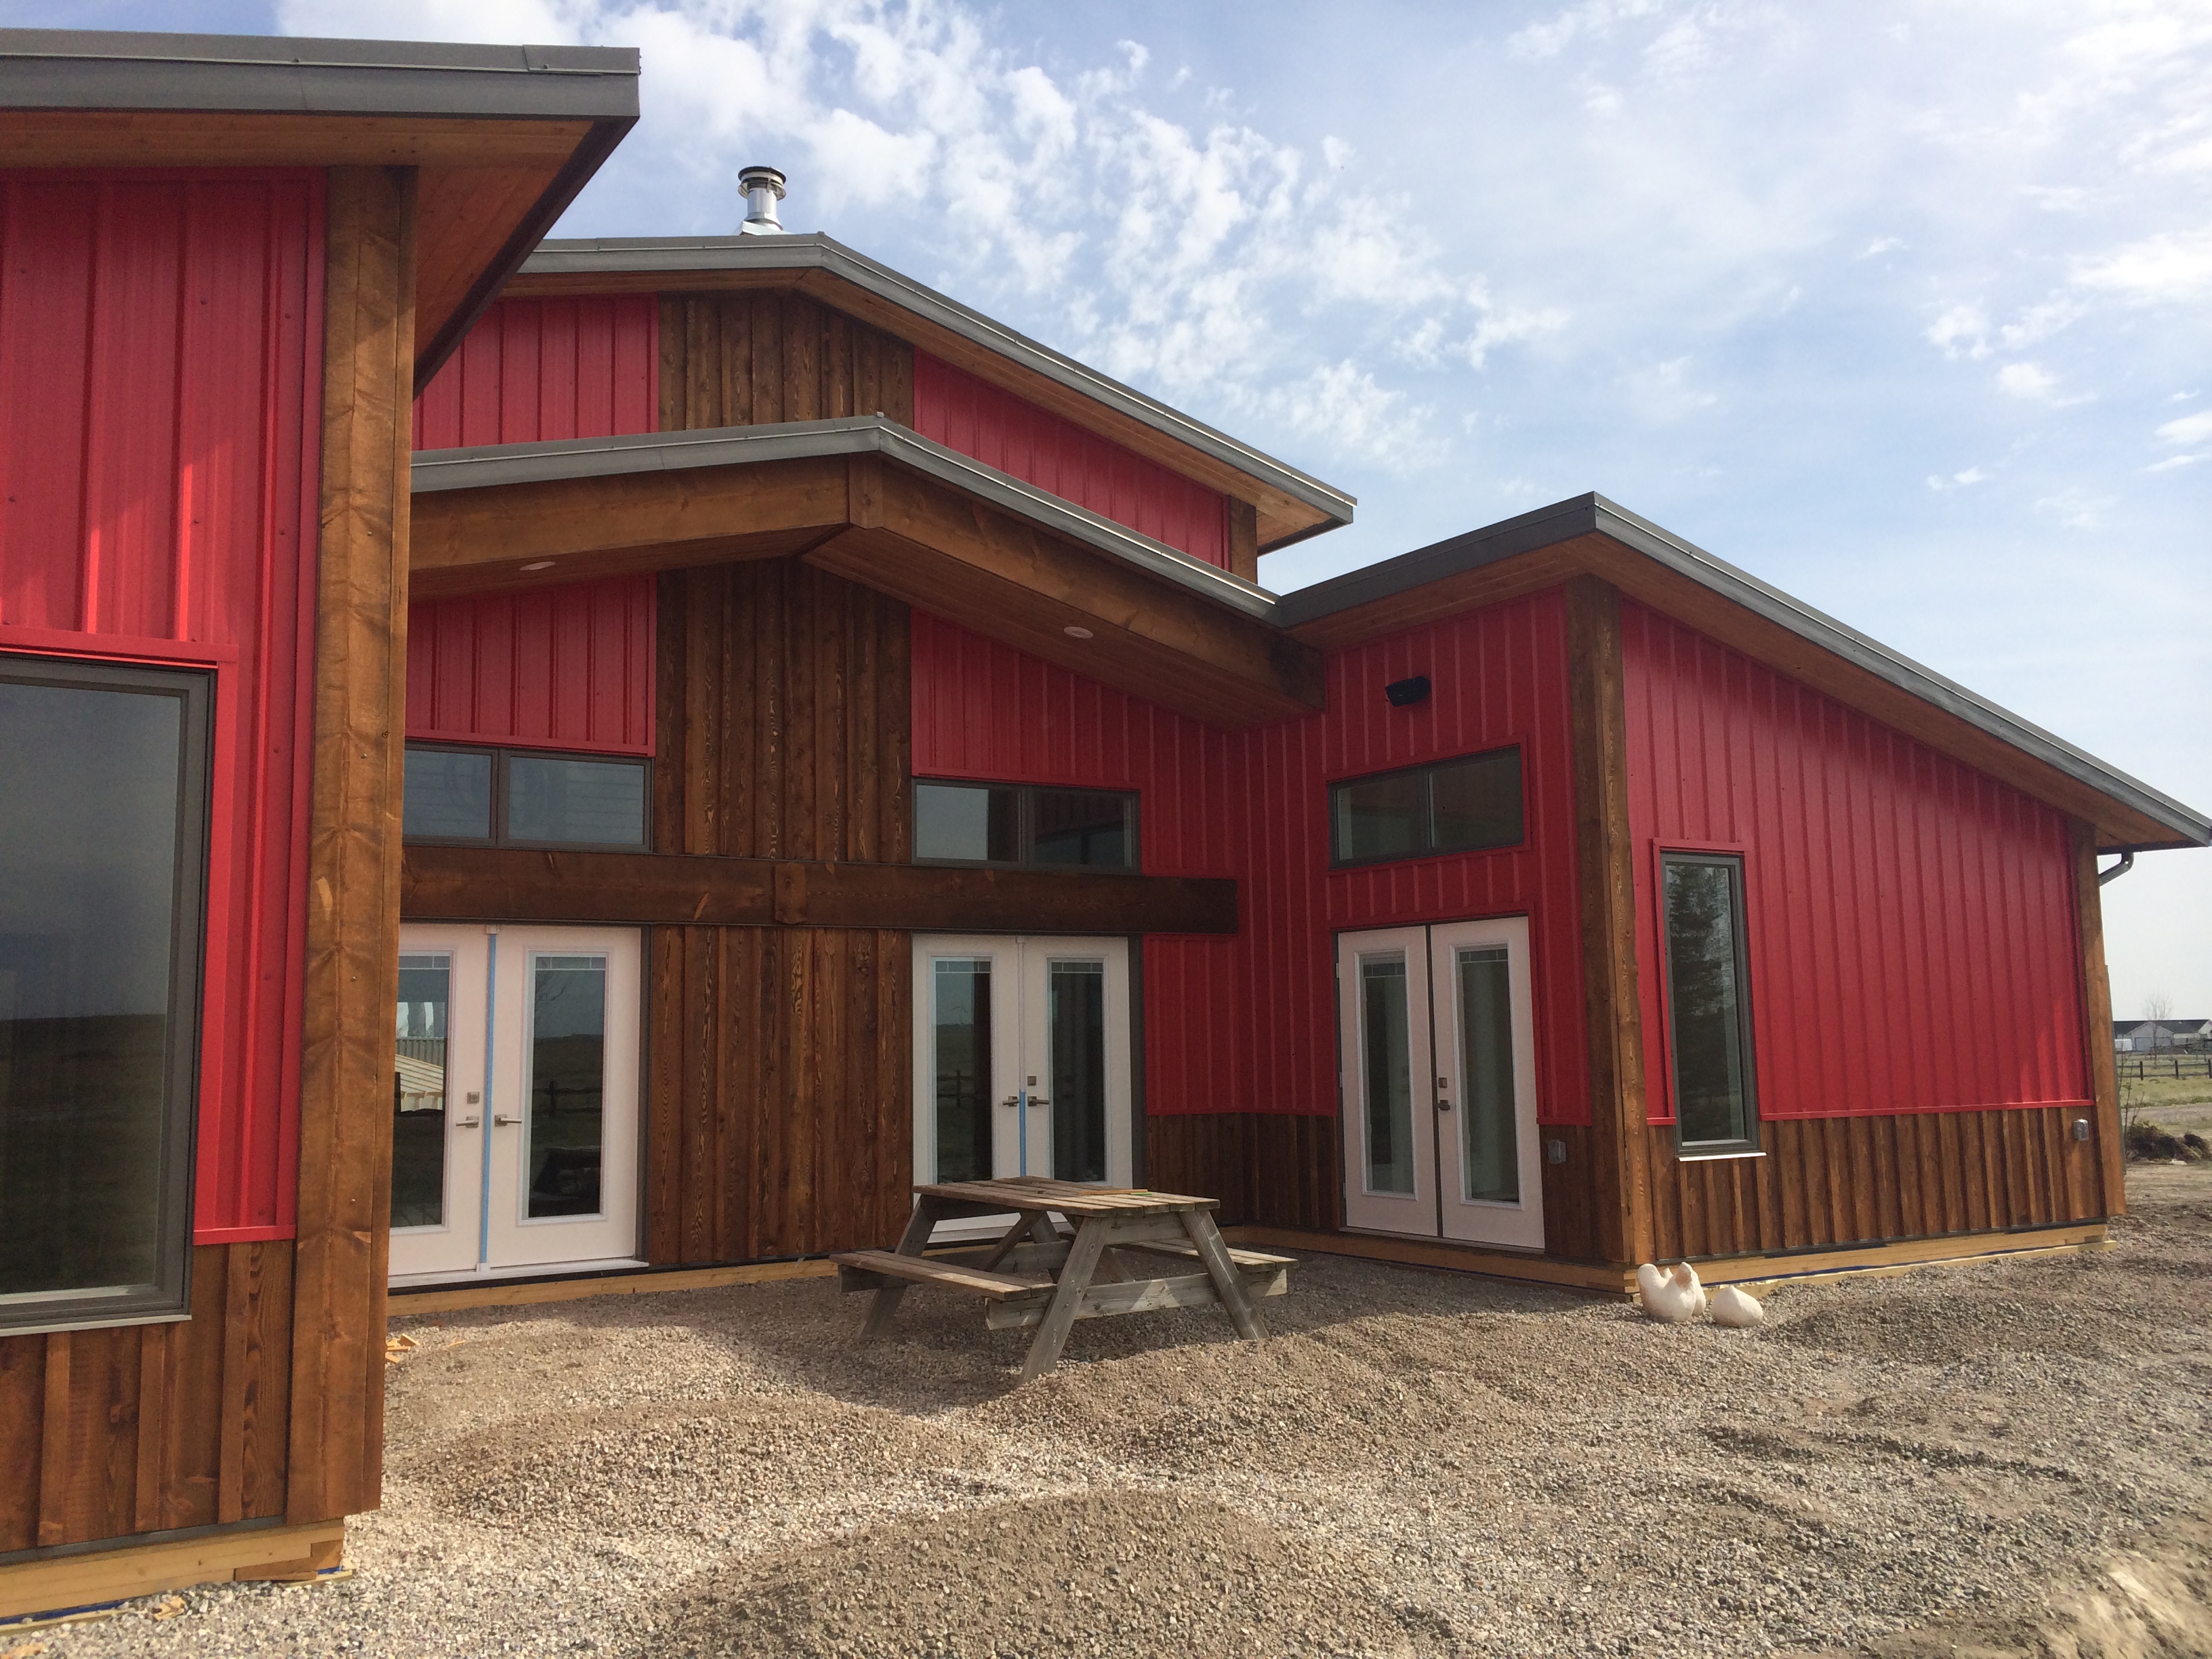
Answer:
[[1145, 1113, 1341, 1233], [0, 1243, 292, 1554], [657, 290, 913, 433], [1647, 1107, 2104, 1261], [912, 352, 1234, 572], [407, 574, 655, 756], [1620, 599, 2090, 1121], [647, 560, 914, 1263], [0, 170, 325, 1242], [410, 295, 657, 451]]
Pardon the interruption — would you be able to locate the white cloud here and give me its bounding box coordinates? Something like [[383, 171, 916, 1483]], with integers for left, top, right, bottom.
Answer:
[[1926, 466, 1990, 491], [2034, 487, 2114, 529], [1860, 236, 1904, 257], [2072, 228, 2212, 303], [1995, 361, 2092, 406], [1927, 303, 1989, 359], [1263, 362, 1440, 468], [2154, 409, 2212, 446]]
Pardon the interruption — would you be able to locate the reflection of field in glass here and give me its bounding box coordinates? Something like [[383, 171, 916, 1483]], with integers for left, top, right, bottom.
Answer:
[[0, 1015, 166, 1296], [392, 1044, 449, 1231], [528, 1035, 605, 1217]]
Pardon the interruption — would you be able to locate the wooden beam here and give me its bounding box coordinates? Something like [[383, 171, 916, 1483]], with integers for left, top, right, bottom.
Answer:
[[813, 457, 1323, 727], [0, 1520, 346, 1624], [408, 456, 850, 597], [1226, 499, 1259, 584], [289, 164, 415, 1530], [2072, 819, 2127, 1219], [400, 845, 1239, 935], [1563, 575, 1654, 1269]]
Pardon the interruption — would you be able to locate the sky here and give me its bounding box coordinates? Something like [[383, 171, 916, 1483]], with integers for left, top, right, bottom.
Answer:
[[12, 0, 2210, 1014]]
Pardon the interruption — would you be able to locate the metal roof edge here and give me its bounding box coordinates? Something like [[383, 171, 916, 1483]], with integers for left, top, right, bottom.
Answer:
[[1275, 491, 2209, 847], [0, 29, 640, 120], [410, 416, 1279, 621], [521, 232, 1357, 531], [1580, 495, 2211, 848]]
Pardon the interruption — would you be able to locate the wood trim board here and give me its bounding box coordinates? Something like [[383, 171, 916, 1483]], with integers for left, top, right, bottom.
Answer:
[[0, 1521, 344, 1624]]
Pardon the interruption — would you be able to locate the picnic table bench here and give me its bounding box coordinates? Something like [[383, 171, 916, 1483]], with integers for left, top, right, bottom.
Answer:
[[832, 1176, 1294, 1378]]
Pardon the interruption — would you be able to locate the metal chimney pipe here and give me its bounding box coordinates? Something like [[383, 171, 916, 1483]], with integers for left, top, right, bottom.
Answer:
[[737, 165, 786, 235]]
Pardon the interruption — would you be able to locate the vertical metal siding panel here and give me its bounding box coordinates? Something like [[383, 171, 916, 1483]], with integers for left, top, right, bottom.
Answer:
[[409, 295, 659, 450], [910, 352, 1231, 569], [404, 576, 656, 756], [1622, 600, 2087, 1124], [0, 173, 322, 1238]]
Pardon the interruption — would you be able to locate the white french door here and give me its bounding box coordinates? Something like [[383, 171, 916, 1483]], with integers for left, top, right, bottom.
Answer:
[[911, 936, 1134, 1227], [1338, 916, 1544, 1248], [390, 924, 642, 1282]]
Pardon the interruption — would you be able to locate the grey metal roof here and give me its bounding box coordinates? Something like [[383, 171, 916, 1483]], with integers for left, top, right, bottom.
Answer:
[[411, 415, 1277, 621], [1279, 493, 2212, 848], [521, 232, 1356, 544], [0, 29, 640, 119]]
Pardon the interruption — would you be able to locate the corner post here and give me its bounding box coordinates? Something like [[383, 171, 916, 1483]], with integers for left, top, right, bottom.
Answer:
[[288, 163, 417, 1525], [1564, 575, 1654, 1266], [2070, 820, 2125, 1219]]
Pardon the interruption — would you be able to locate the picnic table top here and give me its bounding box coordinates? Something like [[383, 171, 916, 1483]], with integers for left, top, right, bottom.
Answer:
[[912, 1176, 1221, 1219]]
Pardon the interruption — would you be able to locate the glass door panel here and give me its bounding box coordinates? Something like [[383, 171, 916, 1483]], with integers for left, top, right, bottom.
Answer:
[[930, 955, 997, 1183], [1048, 959, 1108, 1183], [525, 954, 607, 1220], [1337, 927, 1435, 1234], [390, 927, 489, 1279], [1431, 916, 1544, 1249]]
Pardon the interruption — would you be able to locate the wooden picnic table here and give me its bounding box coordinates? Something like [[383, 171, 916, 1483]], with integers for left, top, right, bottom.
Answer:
[[832, 1176, 1294, 1379]]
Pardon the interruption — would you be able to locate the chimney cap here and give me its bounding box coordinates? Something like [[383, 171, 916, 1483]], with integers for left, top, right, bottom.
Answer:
[[738, 163, 787, 235]]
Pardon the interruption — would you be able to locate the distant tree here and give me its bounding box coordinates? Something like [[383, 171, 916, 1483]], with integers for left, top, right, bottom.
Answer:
[[2144, 989, 2175, 1049]]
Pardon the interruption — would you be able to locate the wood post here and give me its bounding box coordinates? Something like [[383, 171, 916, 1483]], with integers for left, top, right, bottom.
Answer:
[[1563, 575, 1654, 1267], [287, 165, 417, 1526], [2071, 819, 2127, 1219]]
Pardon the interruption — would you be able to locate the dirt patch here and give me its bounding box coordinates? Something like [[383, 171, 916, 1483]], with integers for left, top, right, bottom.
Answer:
[[642, 1489, 1431, 1659]]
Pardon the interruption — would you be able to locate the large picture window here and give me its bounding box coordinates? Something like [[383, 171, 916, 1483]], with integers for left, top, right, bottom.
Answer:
[[1329, 747, 1524, 867], [0, 654, 211, 1332], [403, 743, 649, 850], [1659, 850, 1760, 1153], [912, 781, 1138, 872]]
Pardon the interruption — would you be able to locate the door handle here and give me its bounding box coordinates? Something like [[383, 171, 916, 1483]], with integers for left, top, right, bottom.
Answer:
[[1000, 1097, 1050, 1107], [1436, 1099, 1454, 1113], [493, 1113, 522, 1126], [454, 1115, 481, 1129]]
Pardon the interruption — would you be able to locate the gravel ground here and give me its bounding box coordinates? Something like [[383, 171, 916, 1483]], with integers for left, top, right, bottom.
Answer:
[[26, 1164, 2212, 1659]]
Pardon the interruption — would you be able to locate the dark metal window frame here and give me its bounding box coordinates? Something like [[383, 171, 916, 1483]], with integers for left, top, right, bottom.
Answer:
[[0, 652, 212, 1335], [1326, 744, 1528, 869], [909, 779, 1141, 874], [1655, 846, 1761, 1156], [403, 741, 653, 852]]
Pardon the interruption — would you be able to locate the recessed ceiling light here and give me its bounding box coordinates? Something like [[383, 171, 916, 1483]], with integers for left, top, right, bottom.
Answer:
[[520, 560, 555, 572], [1063, 625, 1094, 639]]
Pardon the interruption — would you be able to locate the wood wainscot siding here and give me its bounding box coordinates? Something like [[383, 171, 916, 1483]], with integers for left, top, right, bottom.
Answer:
[[658, 290, 913, 433], [1145, 1114, 1341, 1234], [647, 559, 914, 1264], [1647, 1107, 2104, 1262], [0, 1244, 292, 1555]]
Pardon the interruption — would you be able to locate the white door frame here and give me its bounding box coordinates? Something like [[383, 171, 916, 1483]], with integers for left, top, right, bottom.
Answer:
[[1337, 916, 1546, 1249], [910, 935, 1134, 1237], [391, 923, 644, 1286]]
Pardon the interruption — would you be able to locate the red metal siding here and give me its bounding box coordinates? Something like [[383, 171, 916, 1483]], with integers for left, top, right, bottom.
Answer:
[[407, 576, 655, 756], [1620, 600, 2089, 1120], [411, 295, 657, 451], [0, 171, 325, 1241], [911, 588, 1590, 1125], [911, 353, 1232, 569]]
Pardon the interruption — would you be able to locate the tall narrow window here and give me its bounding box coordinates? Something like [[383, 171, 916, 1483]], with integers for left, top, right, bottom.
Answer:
[[1660, 851, 1759, 1152], [0, 655, 210, 1332], [1359, 956, 1416, 1195]]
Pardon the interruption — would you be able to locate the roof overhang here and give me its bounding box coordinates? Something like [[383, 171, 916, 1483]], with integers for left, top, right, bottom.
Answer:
[[411, 417, 1322, 728], [502, 232, 1356, 554], [0, 29, 640, 390], [1279, 494, 2211, 853]]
